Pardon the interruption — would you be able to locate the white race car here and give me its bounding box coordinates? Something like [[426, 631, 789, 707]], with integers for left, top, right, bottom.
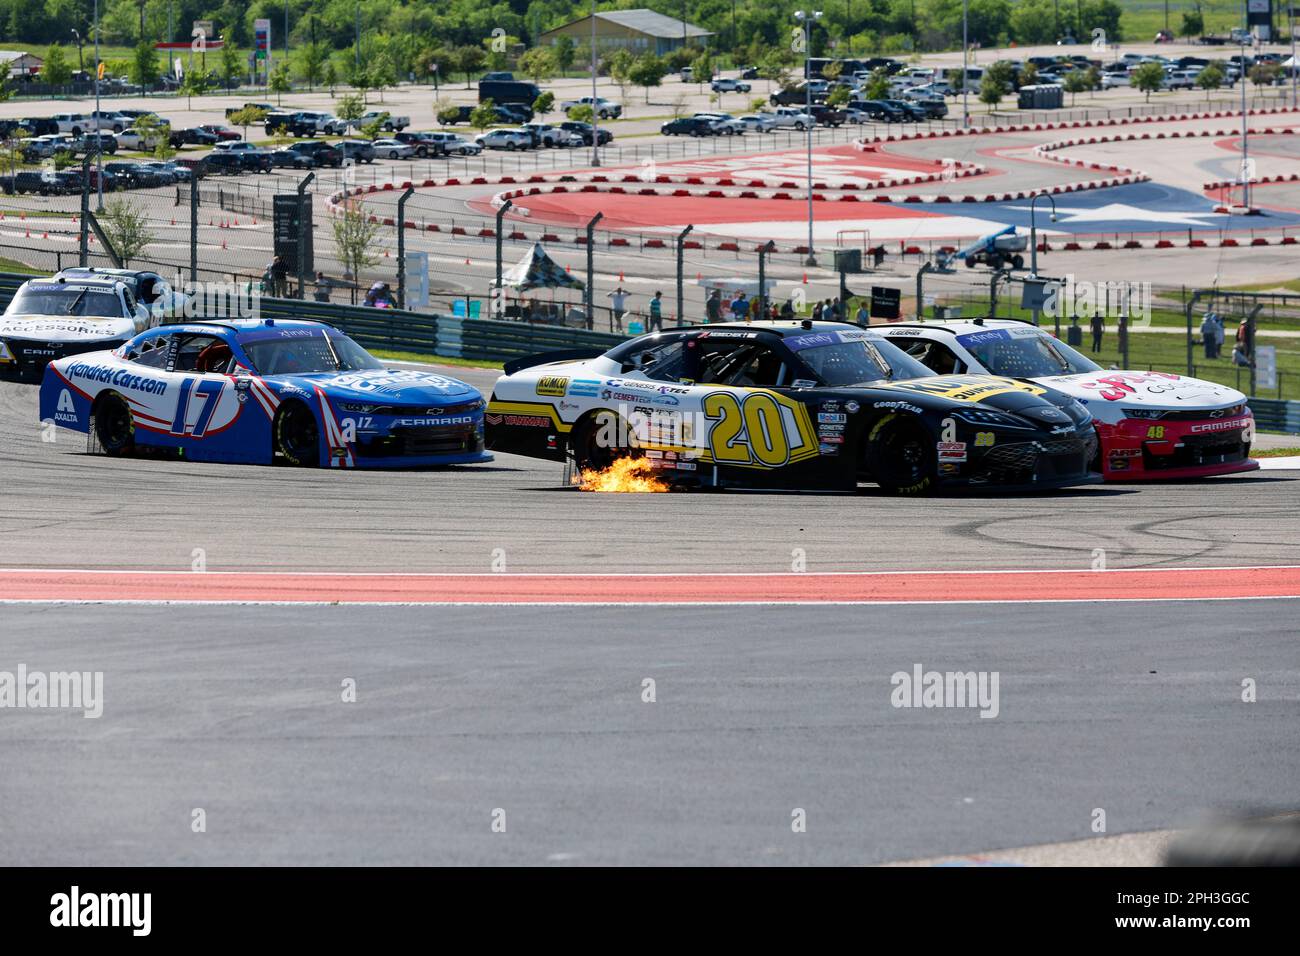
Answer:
[[1, 274, 159, 382], [877, 319, 1257, 480]]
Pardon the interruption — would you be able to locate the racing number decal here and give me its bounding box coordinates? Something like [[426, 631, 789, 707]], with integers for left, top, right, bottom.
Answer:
[[170, 378, 225, 437], [1146, 425, 1165, 439], [701, 391, 817, 468]]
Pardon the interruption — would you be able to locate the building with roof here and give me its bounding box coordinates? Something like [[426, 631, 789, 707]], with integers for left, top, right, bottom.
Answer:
[[1, 51, 44, 78], [539, 9, 712, 56]]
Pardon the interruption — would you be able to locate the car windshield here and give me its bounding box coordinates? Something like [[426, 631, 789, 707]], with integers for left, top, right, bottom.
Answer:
[[241, 329, 385, 376], [786, 329, 934, 386], [956, 327, 1100, 376], [7, 285, 122, 318]]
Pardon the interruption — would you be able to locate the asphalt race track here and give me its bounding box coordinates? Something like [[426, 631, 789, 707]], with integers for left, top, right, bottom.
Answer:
[[2, 367, 1298, 865]]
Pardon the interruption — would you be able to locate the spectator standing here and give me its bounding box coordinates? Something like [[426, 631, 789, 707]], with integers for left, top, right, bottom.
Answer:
[[312, 272, 331, 302], [270, 255, 289, 298], [705, 289, 722, 324], [855, 301, 869, 325], [606, 287, 630, 331], [812, 301, 823, 321], [1211, 313, 1225, 358], [648, 291, 664, 332], [731, 292, 748, 320], [1090, 311, 1105, 353]]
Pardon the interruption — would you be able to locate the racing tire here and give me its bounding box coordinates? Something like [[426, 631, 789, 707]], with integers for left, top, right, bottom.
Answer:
[[571, 411, 635, 474], [864, 414, 935, 496], [93, 392, 136, 457], [273, 402, 321, 467]]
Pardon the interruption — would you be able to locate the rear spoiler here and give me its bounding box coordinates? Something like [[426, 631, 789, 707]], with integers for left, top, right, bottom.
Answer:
[[503, 348, 606, 376]]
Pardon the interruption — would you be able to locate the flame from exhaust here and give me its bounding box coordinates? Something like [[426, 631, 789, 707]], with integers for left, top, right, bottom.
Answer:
[[576, 455, 670, 493]]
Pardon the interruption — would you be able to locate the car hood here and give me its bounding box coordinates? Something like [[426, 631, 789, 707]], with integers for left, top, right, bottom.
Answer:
[[0, 314, 134, 343], [869, 374, 1086, 421], [265, 368, 482, 407], [1033, 371, 1246, 411]]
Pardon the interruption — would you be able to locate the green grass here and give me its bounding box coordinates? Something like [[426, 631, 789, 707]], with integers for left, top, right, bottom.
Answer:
[[372, 348, 503, 370], [0, 255, 42, 274], [1253, 446, 1300, 456]]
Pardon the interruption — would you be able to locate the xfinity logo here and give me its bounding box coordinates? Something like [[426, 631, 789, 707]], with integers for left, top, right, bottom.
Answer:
[[50, 886, 151, 936]]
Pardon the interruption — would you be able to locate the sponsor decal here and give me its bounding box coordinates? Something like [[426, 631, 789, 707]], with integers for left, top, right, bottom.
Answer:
[[1111, 448, 1142, 458], [974, 431, 995, 447], [791, 378, 817, 389], [818, 442, 839, 455], [66, 362, 168, 396], [325, 370, 462, 393], [558, 400, 582, 411], [939, 462, 961, 475], [822, 401, 840, 412], [819, 434, 844, 444], [874, 400, 923, 415], [567, 378, 601, 397], [817, 412, 847, 424], [1051, 425, 1074, 436], [394, 416, 475, 427], [844, 401, 860, 414], [937, 440, 967, 462], [1075, 371, 1184, 402], [889, 328, 923, 336], [881, 375, 1045, 402], [536, 375, 569, 397]]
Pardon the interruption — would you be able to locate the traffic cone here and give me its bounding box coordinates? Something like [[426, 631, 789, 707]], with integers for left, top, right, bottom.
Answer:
[[25, 229, 30, 237], [171, 218, 176, 226], [619, 270, 624, 281], [42, 232, 47, 239], [384, 249, 390, 257], [802, 273, 808, 283], [233, 218, 239, 226]]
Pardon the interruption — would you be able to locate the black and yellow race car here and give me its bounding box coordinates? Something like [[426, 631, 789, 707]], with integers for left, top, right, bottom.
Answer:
[[486, 320, 1101, 494]]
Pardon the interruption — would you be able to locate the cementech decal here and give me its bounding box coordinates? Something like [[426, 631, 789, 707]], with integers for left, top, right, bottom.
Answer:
[[877, 375, 1046, 402]]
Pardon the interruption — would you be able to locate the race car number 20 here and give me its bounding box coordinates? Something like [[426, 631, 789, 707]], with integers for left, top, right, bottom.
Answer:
[[701, 391, 817, 468]]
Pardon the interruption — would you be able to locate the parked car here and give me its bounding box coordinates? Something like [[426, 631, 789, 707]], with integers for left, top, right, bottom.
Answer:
[[808, 105, 848, 127], [851, 100, 907, 122], [170, 127, 219, 147], [371, 138, 415, 159], [1100, 71, 1131, 88], [86, 110, 130, 133], [559, 96, 622, 119], [21, 134, 77, 162], [475, 128, 534, 151], [739, 66, 760, 80], [909, 96, 948, 119], [51, 113, 92, 135], [197, 124, 242, 141], [881, 99, 928, 121], [393, 131, 449, 158], [354, 110, 409, 132], [200, 152, 245, 176], [739, 114, 779, 133], [156, 162, 192, 182], [115, 129, 162, 151], [494, 103, 534, 124], [427, 133, 481, 156], [766, 107, 814, 130], [520, 123, 580, 147], [559, 121, 612, 146], [694, 112, 746, 135], [339, 140, 377, 164], [660, 117, 717, 136], [711, 77, 751, 93], [282, 142, 343, 167], [224, 102, 276, 118], [234, 150, 273, 173], [138, 162, 178, 185], [19, 117, 59, 136]]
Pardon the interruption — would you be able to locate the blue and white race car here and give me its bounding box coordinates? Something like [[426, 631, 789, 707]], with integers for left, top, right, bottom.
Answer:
[[39, 318, 493, 468]]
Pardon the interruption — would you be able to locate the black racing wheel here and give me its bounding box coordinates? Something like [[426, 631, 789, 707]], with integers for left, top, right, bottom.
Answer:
[[94, 392, 136, 457], [865, 414, 935, 495], [273, 402, 320, 466]]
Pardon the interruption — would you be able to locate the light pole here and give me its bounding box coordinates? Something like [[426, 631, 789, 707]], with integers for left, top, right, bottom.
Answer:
[[1240, 28, 1251, 210], [93, 0, 103, 211], [590, 0, 600, 167], [1029, 192, 1057, 329], [794, 10, 822, 268], [962, 0, 969, 127], [71, 30, 84, 74]]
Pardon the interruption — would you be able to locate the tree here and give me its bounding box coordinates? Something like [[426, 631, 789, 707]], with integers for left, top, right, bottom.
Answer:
[[1181, 8, 1205, 38], [1132, 61, 1165, 101], [690, 51, 713, 88], [1021, 63, 1039, 87], [42, 44, 73, 85], [370, 52, 396, 103], [1197, 62, 1224, 102], [1010, 0, 1057, 45], [453, 45, 485, 89], [269, 64, 292, 106], [605, 49, 634, 100], [178, 69, 210, 110], [470, 100, 497, 131], [554, 36, 576, 77], [532, 90, 555, 118], [566, 103, 594, 122], [436, 101, 462, 125], [628, 53, 666, 104], [1084, 65, 1102, 91], [359, 115, 387, 140], [826, 84, 850, 107], [324, 61, 338, 95], [336, 93, 365, 127], [864, 68, 891, 100], [100, 198, 154, 268], [299, 42, 328, 93], [1062, 70, 1088, 106], [760, 49, 791, 92], [129, 42, 161, 93], [519, 47, 555, 85], [1249, 62, 1279, 102], [822, 60, 843, 83], [979, 72, 1008, 107], [228, 106, 268, 141], [219, 45, 244, 91], [331, 203, 382, 284]]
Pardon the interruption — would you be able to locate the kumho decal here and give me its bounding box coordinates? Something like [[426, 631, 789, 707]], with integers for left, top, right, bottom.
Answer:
[[66, 363, 169, 396]]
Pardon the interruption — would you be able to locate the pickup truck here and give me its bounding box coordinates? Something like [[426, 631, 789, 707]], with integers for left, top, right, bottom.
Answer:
[[765, 107, 813, 130], [769, 85, 825, 107], [808, 105, 847, 127], [354, 110, 409, 132], [225, 102, 275, 118], [560, 96, 622, 119], [266, 111, 347, 136]]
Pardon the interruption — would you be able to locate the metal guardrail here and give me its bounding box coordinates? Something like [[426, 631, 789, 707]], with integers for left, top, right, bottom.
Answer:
[[1250, 398, 1300, 434]]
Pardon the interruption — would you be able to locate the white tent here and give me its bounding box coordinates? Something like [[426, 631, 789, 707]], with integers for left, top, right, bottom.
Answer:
[[696, 276, 777, 297]]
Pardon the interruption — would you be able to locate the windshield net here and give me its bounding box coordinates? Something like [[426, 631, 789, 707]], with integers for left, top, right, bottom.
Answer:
[[7, 285, 122, 318], [786, 329, 933, 386], [956, 327, 1100, 377], [241, 330, 385, 376]]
